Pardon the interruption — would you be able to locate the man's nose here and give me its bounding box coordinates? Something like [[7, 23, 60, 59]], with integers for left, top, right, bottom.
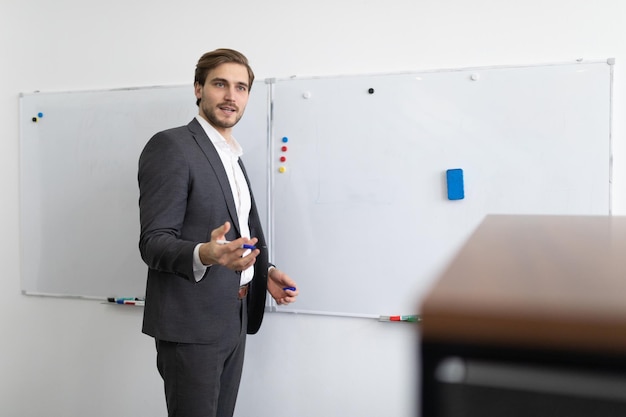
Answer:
[[224, 86, 237, 100]]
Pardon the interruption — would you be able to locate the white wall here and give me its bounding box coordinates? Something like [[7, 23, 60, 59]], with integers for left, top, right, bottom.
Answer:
[[2, 1, 625, 416]]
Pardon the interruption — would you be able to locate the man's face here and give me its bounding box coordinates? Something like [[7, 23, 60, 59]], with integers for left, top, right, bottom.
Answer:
[[195, 62, 250, 136]]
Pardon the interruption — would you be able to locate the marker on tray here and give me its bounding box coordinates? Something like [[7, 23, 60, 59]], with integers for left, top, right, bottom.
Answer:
[[107, 297, 140, 303], [378, 315, 421, 323], [216, 239, 256, 250], [107, 297, 145, 306]]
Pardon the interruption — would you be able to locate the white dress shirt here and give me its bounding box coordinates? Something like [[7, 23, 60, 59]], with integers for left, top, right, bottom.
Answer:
[[192, 115, 254, 286]]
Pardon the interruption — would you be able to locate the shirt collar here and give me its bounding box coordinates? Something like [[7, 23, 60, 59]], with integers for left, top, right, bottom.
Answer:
[[195, 115, 243, 158]]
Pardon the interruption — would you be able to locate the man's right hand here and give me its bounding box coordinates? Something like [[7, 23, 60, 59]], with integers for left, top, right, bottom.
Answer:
[[198, 221, 259, 271]]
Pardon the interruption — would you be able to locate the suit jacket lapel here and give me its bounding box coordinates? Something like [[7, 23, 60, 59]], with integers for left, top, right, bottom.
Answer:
[[187, 118, 241, 236]]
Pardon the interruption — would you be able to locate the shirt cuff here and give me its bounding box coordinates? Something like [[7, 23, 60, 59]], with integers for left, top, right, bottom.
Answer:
[[193, 243, 209, 282]]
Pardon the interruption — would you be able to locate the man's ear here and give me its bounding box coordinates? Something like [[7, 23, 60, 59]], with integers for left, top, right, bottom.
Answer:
[[194, 82, 202, 100]]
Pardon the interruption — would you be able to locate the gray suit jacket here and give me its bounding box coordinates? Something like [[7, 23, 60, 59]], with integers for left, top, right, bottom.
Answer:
[[138, 118, 268, 341]]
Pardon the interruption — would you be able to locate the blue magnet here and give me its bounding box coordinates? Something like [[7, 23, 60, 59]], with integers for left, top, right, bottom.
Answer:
[[38, 112, 44, 118], [446, 169, 464, 200], [282, 137, 288, 143]]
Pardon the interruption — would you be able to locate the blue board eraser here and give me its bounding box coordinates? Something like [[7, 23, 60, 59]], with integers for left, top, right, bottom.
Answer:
[[446, 168, 464, 200]]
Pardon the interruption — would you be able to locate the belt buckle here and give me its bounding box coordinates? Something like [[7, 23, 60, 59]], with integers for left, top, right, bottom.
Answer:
[[238, 284, 249, 299]]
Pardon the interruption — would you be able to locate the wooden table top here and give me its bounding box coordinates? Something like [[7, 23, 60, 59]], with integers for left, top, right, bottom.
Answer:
[[420, 215, 626, 354]]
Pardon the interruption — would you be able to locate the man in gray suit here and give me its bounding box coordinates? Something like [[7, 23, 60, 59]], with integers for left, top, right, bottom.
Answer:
[[138, 48, 298, 417]]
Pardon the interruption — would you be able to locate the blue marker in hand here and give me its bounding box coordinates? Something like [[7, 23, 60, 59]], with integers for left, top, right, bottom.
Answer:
[[216, 239, 256, 250]]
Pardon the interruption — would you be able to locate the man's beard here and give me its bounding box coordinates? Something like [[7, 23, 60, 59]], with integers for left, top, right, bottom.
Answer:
[[203, 103, 243, 129]]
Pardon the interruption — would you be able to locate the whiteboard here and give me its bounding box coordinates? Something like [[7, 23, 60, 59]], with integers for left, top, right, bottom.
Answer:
[[269, 60, 612, 317], [19, 83, 268, 299], [19, 61, 613, 315]]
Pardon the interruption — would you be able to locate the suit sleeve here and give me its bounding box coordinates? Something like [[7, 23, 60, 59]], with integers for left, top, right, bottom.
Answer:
[[138, 131, 196, 281]]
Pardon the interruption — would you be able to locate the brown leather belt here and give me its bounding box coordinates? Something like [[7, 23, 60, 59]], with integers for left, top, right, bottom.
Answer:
[[238, 284, 249, 299]]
